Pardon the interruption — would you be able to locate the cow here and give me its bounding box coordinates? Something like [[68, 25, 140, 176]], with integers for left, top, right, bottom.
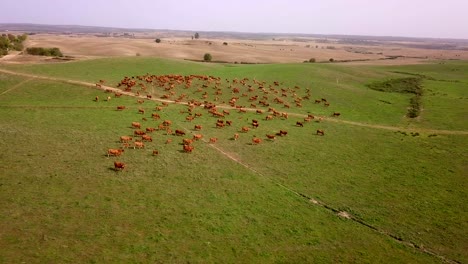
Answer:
[[152, 113, 161, 120], [138, 109, 145, 114], [114, 161, 126, 171], [137, 99, 144, 104], [183, 144, 194, 153], [134, 141, 145, 149], [296, 121, 304, 127], [324, 102, 330, 107], [106, 96, 111, 101], [308, 114, 315, 119], [216, 122, 225, 129], [266, 134, 276, 140], [132, 122, 141, 129], [142, 135, 153, 142], [146, 127, 157, 133], [107, 148, 124, 157], [117, 106, 126, 110], [183, 138, 193, 145], [120, 136, 132, 143], [134, 130, 146, 136], [122, 143, 132, 149], [233, 133, 239, 140], [163, 120, 172, 126], [152, 150, 159, 156], [279, 130, 288, 136], [194, 125, 202, 130], [209, 137, 218, 143], [147, 94, 152, 99], [175, 129, 186, 136], [241, 126, 250, 133], [333, 112, 341, 117], [265, 115, 274, 120], [226, 120, 233, 126], [193, 134, 203, 141], [252, 138, 262, 144], [95, 96, 99, 102], [316, 129, 325, 136], [96, 83, 102, 88], [256, 110, 263, 114], [115, 92, 123, 97], [315, 99, 321, 104]]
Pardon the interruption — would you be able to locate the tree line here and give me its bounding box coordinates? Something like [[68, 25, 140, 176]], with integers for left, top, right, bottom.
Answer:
[[0, 33, 27, 56]]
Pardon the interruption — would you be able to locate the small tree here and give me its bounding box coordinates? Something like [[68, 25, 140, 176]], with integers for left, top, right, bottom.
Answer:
[[223, 42, 228, 45], [194, 32, 200, 39], [309, 58, 316, 63], [203, 53, 212, 62], [329, 58, 334, 62], [155, 38, 161, 43]]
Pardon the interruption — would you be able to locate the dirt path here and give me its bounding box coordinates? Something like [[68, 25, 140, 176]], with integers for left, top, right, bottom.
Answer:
[[0, 68, 467, 136]]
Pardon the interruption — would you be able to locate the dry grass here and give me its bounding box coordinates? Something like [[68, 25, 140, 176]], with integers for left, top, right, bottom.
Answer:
[[4, 33, 465, 65]]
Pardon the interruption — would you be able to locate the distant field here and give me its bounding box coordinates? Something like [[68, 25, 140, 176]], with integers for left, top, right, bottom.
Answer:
[[0, 58, 466, 263]]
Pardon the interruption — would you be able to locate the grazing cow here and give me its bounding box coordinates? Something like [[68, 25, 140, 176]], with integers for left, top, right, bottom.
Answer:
[[186, 115, 194, 122], [324, 102, 330, 107], [134, 130, 146, 136], [137, 100, 144, 104], [165, 138, 173, 144], [241, 126, 250, 133], [252, 138, 262, 144], [142, 135, 153, 142], [117, 106, 126, 110], [233, 133, 239, 140], [183, 144, 194, 153], [193, 134, 203, 141], [138, 109, 145, 114], [114, 161, 126, 171], [122, 143, 132, 149], [95, 96, 99, 102], [175, 129, 186, 136], [107, 148, 124, 157], [132, 122, 141, 129], [226, 120, 233, 126], [296, 121, 304, 127], [265, 115, 274, 120], [266, 134, 276, 140], [96, 83, 102, 88], [134, 141, 145, 149], [146, 127, 157, 133], [163, 120, 172, 126], [333, 112, 341, 117], [308, 114, 315, 119], [281, 113, 288, 119], [147, 94, 152, 99], [315, 99, 321, 104], [209, 137, 218, 143], [321, 98, 327, 102], [194, 125, 202, 130], [183, 138, 193, 145], [120, 136, 133, 143], [216, 122, 225, 129], [152, 150, 159, 156], [316, 129, 325, 136], [279, 130, 288, 136], [256, 110, 263, 114], [115, 92, 123, 97], [106, 96, 111, 101], [252, 122, 259, 128], [152, 113, 161, 119]]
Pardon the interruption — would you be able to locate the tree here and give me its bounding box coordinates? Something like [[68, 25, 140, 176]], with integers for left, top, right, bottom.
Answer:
[[203, 53, 212, 62], [309, 58, 316, 63], [329, 58, 334, 62], [155, 38, 161, 43], [223, 42, 228, 45], [194, 32, 200, 39]]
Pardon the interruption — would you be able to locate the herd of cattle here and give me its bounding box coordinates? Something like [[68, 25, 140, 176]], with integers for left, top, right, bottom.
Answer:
[[97, 74, 341, 171]]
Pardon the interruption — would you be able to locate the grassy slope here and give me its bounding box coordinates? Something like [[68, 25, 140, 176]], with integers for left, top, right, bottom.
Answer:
[[1, 59, 467, 262]]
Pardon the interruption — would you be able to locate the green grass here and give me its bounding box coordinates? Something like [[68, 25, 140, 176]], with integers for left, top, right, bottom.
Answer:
[[0, 59, 467, 263]]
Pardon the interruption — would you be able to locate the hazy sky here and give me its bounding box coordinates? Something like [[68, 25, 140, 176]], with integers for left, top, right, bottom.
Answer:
[[2, 0, 467, 39]]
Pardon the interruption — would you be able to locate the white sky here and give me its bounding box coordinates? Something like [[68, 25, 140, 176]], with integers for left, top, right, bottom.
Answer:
[[2, 0, 467, 39]]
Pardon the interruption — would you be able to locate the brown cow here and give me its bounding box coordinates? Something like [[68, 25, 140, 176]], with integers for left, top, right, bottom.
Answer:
[[266, 134, 276, 140], [279, 130, 288, 136], [146, 127, 157, 133], [296, 121, 304, 127], [117, 106, 126, 110], [333, 112, 341, 117], [175, 129, 186, 136], [163, 120, 172, 126], [193, 134, 203, 141], [134, 141, 145, 149], [183, 138, 193, 145], [316, 129, 325, 136], [152, 113, 161, 119], [233, 133, 239, 140], [138, 108, 145, 114], [209, 137, 218, 143], [226, 120, 233, 126], [120, 136, 133, 143], [134, 130, 146, 136], [95, 96, 99, 102], [241, 126, 250, 133], [152, 150, 159, 156], [142, 135, 153, 142], [324, 102, 330, 107], [183, 144, 194, 153], [194, 125, 202, 130], [114, 161, 126, 171], [115, 92, 123, 97], [132, 122, 141, 129], [252, 138, 262, 144], [107, 148, 124, 157], [137, 99, 144, 104], [165, 138, 173, 144], [216, 122, 225, 129]]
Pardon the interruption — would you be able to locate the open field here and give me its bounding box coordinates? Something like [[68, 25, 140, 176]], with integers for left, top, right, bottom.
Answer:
[[0, 57, 467, 263]]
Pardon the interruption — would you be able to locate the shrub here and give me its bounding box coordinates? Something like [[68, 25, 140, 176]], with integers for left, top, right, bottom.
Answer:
[[155, 38, 161, 43], [203, 53, 212, 62], [26, 47, 63, 57], [309, 58, 316, 63], [329, 58, 334, 62], [223, 42, 228, 45]]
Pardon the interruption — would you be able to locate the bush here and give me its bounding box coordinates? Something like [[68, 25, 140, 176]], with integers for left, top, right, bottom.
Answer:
[[26, 47, 63, 57], [155, 38, 161, 43], [203, 53, 212, 62], [309, 58, 316, 63], [223, 42, 228, 46], [329, 58, 334, 62]]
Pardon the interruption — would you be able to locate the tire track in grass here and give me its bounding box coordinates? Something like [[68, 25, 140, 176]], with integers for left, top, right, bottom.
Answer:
[[1, 68, 462, 262], [176, 123, 461, 264], [0, 78, 32, 96]]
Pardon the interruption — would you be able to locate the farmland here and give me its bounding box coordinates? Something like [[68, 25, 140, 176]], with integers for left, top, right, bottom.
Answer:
[[0, 57, 467, 263]]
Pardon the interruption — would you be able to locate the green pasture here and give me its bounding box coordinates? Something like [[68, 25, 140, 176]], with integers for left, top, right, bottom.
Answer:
[[0, 58, 467, 263]]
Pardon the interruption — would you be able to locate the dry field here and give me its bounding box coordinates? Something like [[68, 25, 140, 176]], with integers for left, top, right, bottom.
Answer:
[[2, 31, 468, 65]]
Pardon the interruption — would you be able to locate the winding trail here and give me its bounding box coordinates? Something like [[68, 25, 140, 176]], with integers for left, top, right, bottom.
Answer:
[[0, 68, 466, 135]]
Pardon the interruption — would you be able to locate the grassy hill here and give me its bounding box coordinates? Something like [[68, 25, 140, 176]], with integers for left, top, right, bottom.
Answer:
[[0, 58, 466, 263]]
